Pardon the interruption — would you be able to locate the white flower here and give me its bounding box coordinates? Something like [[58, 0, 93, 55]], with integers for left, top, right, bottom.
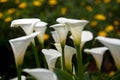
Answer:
[[57, 17, 89, 45], [23, 68, 57, 80], [34, 21, 47, 45], [96, 36, 120, 70], [51, 31, 60, 43], [10, 75, 26, 80], [42, 49, 61, 70], [84, 47, 108, 70], [70, 30, 93, 47], [11, 18, 40, 35], [54, 43, 76, 71], [50, 24, 68, 46], [9, 32, 40, 67]]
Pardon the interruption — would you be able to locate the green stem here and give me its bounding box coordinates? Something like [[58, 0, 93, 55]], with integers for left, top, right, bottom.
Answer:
[[61, 44, 65, 70], [75, 44, 84, 80], [31, 43, 41, 68], [17, 65, 22, 80]]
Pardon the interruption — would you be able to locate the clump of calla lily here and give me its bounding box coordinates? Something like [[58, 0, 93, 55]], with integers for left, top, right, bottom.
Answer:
[[84, 47, 108, 70], [9, 32, 40, 80], [23, 68, 57, 80], [42, 49, 61, 71], [96, 36, 120, 70]]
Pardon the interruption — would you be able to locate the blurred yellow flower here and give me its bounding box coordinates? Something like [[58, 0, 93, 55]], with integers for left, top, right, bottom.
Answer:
[[114, 20, 119, 26], [15, 0, 20, 4], [104, 0, 111, 3], [95, 0, 101, 4], [0, 0, 7, 3], [61, 7, 67, 15], [86, 5, 93, 12], [44, 34, 49, 40], [98, 31, 107, 37], [94, 14, 106, 21], [90, 21, 98, 27], [116, 0, 120, 3], [4, 17, 12, 22], [7, 8, 16, 14], [105, 25, 114, 32], [18, 2, 27, 9], [33, 1, 42, 7], [0, 12, 3, 19], [109, 71, 115, 77], [48, 0, 57, 6]]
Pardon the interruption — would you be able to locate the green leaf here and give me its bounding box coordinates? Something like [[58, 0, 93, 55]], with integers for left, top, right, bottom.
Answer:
[[54, 68, 74, 80]]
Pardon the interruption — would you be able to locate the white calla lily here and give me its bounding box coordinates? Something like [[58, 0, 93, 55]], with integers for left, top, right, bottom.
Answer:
[[51, 31, 60, 43], [70, 30, 93, 47], [34, 21, 47, 48], [84, 47, 108, 70], [23, 68, 57, 80], [10, 18, 40, 35], [96, 36, 120, 70], [50, 24, 68, 46], [9, 32, 40, 67], [54, 43, 76, 71], [10, 75, 26, 80], [42, 49, 61, 70], [57, 17, 89, 45]]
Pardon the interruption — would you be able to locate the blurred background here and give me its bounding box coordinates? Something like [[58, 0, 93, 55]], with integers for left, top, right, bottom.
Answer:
[[0, 0, 120, 79]]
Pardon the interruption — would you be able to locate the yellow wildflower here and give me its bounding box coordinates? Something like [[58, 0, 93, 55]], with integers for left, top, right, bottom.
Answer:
[[15, 0, 20, 4], [0, 0, 8, 3], [48, 0, 57, 6], [18, 2, 27, 9], [90, 21, 97, 27], [86, 5, 93, 12], [104, 0, 111, 3], [114, 20, 119, 26], [98, 31, 107, 37], [109, 71, 115, 77], [105, 25, 114, 32], [61, 7, 67, 15], [7, 8, 16, 14], [94, 0, 101, 4], [94, 14, 106, 21], [4, 17, 12, 22], [44, 34, 49, 40], [33, 1, 42, 7], [0, 12, 3, 19], [116, 0, 120, 3]]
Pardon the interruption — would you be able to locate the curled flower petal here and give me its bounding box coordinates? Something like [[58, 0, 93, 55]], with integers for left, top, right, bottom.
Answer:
[[84, 47, 108, 70], [51, 31, 60, 43], [96, 36, 120, 70], [23, 68, 57, 80], [11, 18, 40, 35], [42, 49, 61, 70]]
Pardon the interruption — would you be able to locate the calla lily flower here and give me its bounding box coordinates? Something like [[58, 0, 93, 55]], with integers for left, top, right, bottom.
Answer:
[[70, 30, 93, 48], [10, 18, 40, 35], [54, 43, 76, 71], [34, 21, 47, 48], [57, 17, 89, 45], [10, 75, 26, 80], [50, 24, 68, 46], [9, 32, 40, 68], [42, 49, 61, 70], [51, 31, 60, 43], [96, 36, 120, 70], [23, 68, 57, 80], [84, 47, 108, 70]]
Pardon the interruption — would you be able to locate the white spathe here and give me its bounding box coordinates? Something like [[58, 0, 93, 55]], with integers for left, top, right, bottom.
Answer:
[[70, 30, 93, 47], [42, 49, 61, 70], [34, 21, 47, 44], [96, 36, 120, 70], [9, 32, 40, 67], [54, 43, 76, 70], [51, 31, 60, 43], [10, 75, 26, 80], [23, 68, 57, 80], [50, 24, 68, 45], [84, 47, 108, 70], [11, 18, 40, 35]]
